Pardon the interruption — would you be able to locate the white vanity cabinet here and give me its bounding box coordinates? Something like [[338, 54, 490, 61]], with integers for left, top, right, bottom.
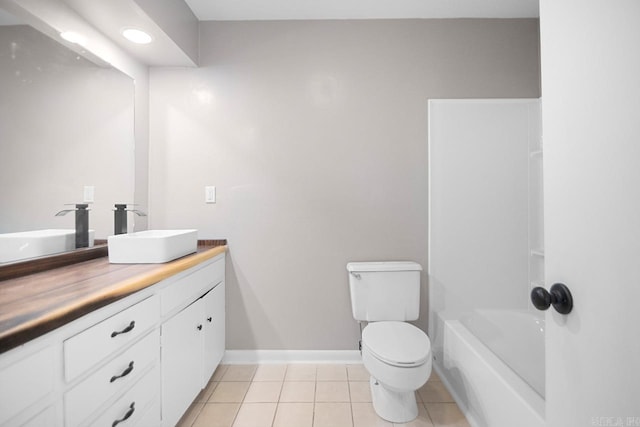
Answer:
[[160, 257, 225, 427], [0, 250, 225, 427]]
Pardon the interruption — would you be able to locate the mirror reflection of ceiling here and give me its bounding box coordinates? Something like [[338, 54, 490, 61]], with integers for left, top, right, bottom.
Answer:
[[0, 7, 21, 24], [0, 8, 135, 245]]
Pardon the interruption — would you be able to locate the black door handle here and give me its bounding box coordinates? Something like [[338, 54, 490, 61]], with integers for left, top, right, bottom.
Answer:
[[531, 283, 573, 314], [111, 321, 136, 338], [110, 361, 134, 383], [112, 402, 135, 427]]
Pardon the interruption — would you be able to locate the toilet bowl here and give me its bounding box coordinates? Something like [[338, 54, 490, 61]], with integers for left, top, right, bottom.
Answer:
[[361, 321, 432, 423]]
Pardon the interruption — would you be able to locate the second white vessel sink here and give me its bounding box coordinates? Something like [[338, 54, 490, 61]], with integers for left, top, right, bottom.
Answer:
[[107, 229, 198, 264]]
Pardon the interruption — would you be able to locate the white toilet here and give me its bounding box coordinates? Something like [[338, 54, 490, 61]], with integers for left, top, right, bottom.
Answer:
[[347, 261, 432, 423]]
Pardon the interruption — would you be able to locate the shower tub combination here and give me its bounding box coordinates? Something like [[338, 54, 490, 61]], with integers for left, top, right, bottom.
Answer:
[[428, 99, 545, 427], [436, 310, 545, 427]]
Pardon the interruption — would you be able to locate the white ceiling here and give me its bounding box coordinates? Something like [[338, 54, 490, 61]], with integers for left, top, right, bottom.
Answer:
[[184, 0, 539, 21]]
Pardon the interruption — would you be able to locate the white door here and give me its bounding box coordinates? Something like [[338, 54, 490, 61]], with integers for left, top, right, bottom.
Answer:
[[540, 1, 640, 426]]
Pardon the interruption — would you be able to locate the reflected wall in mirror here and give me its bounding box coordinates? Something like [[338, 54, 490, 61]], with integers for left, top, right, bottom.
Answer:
[[0, 7, 135, 262]]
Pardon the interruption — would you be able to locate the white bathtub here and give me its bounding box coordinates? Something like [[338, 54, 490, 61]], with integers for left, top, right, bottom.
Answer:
[[460, 309, 545, 398], [437, 310, 545, 427]]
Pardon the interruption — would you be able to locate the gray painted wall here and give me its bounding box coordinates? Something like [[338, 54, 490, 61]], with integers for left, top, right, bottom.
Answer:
[[148, 18, 540, 350]]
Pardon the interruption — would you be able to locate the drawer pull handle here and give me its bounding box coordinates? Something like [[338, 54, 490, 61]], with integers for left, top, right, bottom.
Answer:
[[207, 317, 212, 322], [110, 361, 134, 383], [111, 321, 136, 338], [197, 324, 203, 331], [112, 402, 135, 427]]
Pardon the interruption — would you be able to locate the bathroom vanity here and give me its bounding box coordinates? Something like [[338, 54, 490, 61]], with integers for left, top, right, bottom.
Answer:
[[0, 244, 226, 427]]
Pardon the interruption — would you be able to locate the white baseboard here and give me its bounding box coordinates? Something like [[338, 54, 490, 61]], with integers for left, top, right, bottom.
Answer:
[[222, 350, 362, 364]]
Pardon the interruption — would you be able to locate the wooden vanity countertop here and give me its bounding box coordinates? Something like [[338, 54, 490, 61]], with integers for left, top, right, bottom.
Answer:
[[0, 244, 227, 354]]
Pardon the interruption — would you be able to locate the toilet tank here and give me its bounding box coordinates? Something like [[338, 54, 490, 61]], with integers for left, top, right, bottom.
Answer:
[[347, 261, 422, 322]]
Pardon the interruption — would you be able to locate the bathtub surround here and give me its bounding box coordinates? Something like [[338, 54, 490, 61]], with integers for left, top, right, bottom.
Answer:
[[149, 18, 540, 351], [428, 99, 542, 426]]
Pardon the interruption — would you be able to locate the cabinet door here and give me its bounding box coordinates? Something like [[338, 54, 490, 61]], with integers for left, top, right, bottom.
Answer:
[[161, 299, 203, 427], [202, 282, 225, 385], [0, 346, 55, 425]]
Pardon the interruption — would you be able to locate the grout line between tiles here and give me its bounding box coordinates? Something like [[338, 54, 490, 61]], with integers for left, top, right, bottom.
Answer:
[[348, 381, 355, 427], [350, 400, 355, 427], [312, 381, 318, 427]]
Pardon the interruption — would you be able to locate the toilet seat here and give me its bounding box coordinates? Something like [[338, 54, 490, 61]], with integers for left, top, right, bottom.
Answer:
[[362, 322, 431, 367]]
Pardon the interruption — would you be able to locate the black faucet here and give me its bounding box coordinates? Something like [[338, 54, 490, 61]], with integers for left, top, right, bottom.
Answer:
[[114, 204, 147, 235], [55, 203, 90, 248]]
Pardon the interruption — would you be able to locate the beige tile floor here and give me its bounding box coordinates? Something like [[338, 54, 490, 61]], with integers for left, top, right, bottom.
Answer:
[[177, 364, 471, 427]]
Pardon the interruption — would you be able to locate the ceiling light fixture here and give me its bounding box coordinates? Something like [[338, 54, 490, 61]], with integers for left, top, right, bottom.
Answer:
[[122, 28, 152, 44], [60, 31, 87, 46]]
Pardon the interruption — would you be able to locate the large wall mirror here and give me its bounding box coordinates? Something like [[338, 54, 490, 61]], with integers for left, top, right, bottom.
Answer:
[[0, 5, 135, 263]]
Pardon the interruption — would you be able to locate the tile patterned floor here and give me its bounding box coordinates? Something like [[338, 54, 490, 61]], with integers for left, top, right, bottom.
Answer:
[[177, 364, 471, 427]]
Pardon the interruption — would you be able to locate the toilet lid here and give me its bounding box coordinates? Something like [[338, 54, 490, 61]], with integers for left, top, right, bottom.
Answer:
[[362, 322, 431, 367]]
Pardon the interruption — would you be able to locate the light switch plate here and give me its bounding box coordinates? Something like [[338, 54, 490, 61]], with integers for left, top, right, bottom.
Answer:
[[83, 186, 95, 203], [205, 186, 216, 203]]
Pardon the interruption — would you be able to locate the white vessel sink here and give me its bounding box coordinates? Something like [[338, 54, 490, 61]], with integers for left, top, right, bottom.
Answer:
[[0, 229, 95, 263], [107, 229, 198, 264]]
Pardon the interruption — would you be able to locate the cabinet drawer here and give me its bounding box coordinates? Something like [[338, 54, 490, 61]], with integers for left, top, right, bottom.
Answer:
[[133, 400, 160, 427], [0, 346, 55, 425], [161, 258, 224, 316], [64, 296, 159, 382], [86, 365, 159, 427], [64, 330, 159, 427]]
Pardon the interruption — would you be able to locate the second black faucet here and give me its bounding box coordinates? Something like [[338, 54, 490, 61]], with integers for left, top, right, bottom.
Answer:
[[114, 204, 147, 235]]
